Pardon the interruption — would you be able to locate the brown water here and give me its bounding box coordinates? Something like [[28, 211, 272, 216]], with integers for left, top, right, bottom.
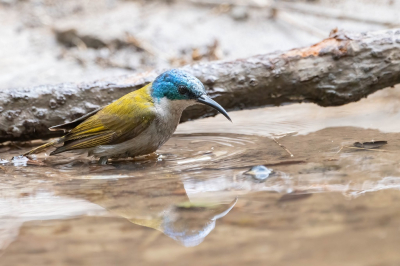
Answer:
[[2, 88, 400, 265]]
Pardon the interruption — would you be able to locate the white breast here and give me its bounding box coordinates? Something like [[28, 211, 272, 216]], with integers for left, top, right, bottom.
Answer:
[[91, 98, 195, 158]]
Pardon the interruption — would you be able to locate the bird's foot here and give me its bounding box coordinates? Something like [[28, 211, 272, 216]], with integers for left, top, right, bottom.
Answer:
[[145, 152, 160, 160], [98, 156, 109, 165]]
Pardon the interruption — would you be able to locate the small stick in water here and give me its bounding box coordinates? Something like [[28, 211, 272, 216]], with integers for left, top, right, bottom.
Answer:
[[272, 137, 294, 157], [337, 145, 389, 153]]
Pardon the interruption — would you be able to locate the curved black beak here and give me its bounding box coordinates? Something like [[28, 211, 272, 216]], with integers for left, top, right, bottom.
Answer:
[[197, 95, 231, 122]]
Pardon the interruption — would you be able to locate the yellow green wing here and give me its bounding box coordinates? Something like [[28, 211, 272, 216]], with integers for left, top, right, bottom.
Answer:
[[51, 84, 156, 155]]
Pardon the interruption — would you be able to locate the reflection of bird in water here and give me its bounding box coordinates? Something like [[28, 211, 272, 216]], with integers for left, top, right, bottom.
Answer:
[[158, 198, 237, 247], [55, 177, 237, 247], [24, 69, 231, 165]]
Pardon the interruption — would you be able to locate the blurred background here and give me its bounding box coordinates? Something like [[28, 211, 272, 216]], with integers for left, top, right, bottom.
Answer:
[[1, 0, 399, 90]]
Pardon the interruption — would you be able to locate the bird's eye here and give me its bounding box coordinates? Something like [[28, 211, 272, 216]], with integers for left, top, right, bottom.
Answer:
[[178, 85, 188, 95]]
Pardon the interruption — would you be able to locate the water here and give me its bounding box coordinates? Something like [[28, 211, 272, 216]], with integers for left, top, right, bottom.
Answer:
[[1, 88, 400, 265]]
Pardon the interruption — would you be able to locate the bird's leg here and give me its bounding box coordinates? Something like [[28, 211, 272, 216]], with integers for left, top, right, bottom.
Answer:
[[98, 156, 109, 165], [146, 152, 159, 160], [130, 153, 159, 162]]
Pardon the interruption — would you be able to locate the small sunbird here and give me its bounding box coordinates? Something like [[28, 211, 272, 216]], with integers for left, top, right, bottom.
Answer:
[[24, 69, 231, 165]]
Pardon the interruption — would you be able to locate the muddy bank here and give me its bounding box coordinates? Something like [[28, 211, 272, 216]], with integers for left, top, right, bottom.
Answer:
[[2, 28, 400, 143]]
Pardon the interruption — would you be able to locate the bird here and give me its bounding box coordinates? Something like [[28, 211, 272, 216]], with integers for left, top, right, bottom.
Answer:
[[23, 69, 231, 165]]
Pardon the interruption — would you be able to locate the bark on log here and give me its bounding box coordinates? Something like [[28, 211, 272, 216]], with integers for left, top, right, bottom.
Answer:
[[1, 28, 400, 143]]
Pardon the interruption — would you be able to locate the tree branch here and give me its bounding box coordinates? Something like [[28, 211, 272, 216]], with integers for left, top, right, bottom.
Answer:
[[1, 28, 400, 143]]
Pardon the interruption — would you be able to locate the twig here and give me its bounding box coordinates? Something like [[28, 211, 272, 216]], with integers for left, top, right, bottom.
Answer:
[[9, 142, 23, 150], [188, 0, 399, 27], [336, 146, 344, 154], [264, 160, 305, 166], [125, 32, 156, 57], [277, 2, 399, 28], [337, 145, 389, 153], [272, 137, 294, 157], [188, 0, 269, 8], [277, 11, 327, 38]]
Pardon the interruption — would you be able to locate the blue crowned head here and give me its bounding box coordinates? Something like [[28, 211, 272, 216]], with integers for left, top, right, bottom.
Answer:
[[151, 69, 206, 101], [151, 69, 231, 121]]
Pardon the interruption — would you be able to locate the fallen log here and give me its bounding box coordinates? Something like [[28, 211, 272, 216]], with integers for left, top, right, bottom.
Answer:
[[1, 28, 400, 143]]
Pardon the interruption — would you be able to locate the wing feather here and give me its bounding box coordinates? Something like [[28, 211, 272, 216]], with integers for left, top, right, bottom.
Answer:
[[49, 107, 103, 132], [51, 84, 156, 155]]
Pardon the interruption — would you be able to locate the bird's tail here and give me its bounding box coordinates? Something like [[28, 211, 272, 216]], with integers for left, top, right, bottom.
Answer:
[[23, 137, 65, 156]]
